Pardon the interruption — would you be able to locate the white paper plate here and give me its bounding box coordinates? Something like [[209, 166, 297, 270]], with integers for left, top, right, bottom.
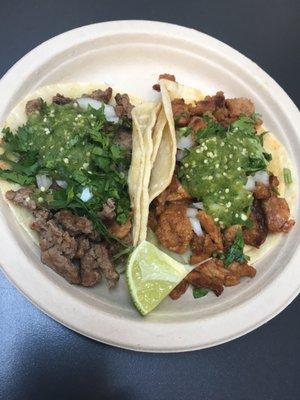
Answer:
[[0, 21, 299, 352]]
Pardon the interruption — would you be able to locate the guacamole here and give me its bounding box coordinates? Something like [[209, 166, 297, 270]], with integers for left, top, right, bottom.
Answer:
[[179, 115, 271, 227]]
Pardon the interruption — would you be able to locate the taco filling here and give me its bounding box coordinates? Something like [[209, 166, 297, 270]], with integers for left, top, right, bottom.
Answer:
[[149, 78, 295, 300], [0, 87, 139, 287]]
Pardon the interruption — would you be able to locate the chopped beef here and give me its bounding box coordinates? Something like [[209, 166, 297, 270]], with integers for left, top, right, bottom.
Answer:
[[34, 220, 78, 258], [169, 279, 189, 300], [108, 218, 132, 240], [93, 244, 119, 288], [223, 225, 241, 249], [188, 116, 207, 133], [115, 128, 132, 150], [76, 237, 90, 258], [225, 97, 255, 118], [79, 243, 102, 287], [243, 200, 268, 248], [99, 198, 116, 220], [186, 258, 256, 297], [253, 182, 271, 200], [41, 248, 81, 284], [262, 196, 295, 233], [197, 211, 224, 251], [52, 93, 73, 105], [25, 98, 43, 115], [54, 209, 93, 235], [5, 187, 36, 210], [171, 98, 190, 127], [153, 73, 176, 91], [89, 87, 112, 103], [6, 189, 121, 288], [156, 203, 193, 254], [114, 93, 134, 119]]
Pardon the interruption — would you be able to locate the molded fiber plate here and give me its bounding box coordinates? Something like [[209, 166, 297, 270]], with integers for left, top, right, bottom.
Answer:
[[0, 21, 299, 352]]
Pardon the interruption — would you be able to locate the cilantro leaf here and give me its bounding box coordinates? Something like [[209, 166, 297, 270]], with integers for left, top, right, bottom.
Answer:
[[223, 230, 249, 267], [193, 288, 209, 298]]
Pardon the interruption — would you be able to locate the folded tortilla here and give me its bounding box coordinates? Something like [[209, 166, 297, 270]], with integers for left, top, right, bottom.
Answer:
[[0, 82, 160, 247], [145, 79, 296, 263]]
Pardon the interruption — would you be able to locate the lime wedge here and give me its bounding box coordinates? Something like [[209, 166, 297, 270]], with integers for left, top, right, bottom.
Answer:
[[126, 241, 189, 315]]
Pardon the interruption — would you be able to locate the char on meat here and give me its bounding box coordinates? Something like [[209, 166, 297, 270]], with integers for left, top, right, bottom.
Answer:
[[169, 279, 189, 300], [262, 196, 295, 233], [243, 200, 268, 248], [52, 93, 73, 105], [114, 93, 134, 119], [89, 87, 112, 103], [54, 209, 93, 235], [25, 98, 44, 115]]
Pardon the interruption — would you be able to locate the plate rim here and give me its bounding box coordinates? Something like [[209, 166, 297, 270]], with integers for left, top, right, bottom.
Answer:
[[0, 20, 299, 352]]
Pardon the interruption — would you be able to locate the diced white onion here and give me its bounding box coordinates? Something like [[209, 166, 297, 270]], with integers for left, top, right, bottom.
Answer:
[[189, 216, 203, 236], [192, 202, 204, 210], [177, 134, 194, 150], [103, 104, 119, 122], [245, 170, 269, 191], [36, 175, 52, 191], [176, 149, 185, 161], [76, 97, 119, 122], [245, 175, 255, 191], [79, 187, 93, 202], [77, 97, 102, 110], [253, 170, 269, 186], [56, 180, 68, 189], [187, 208, 198, 218]]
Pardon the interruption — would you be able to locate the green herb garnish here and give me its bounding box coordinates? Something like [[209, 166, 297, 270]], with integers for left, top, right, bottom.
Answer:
[[193, 288, 209, 298], [283, 168, 292, 184], [223, 230, 249, 267], [0, 101, 132, 245]]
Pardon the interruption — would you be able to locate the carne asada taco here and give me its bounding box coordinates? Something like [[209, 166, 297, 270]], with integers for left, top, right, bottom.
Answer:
[[0, 82, 159, 288], [145, 77, 295, 300]]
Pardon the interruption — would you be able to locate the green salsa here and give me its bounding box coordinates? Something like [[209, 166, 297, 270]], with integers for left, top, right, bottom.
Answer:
[[0, 101, 131, 224], [179, 115, 271, 227]]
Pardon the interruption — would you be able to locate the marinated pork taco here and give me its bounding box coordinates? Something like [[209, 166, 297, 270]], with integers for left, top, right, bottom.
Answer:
[[0, 82, 159, 288], [145, 76, 295, 300]]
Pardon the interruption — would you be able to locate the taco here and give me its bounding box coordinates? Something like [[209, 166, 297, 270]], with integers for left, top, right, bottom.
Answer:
[[144, 76, 295, 300], [0, 82, 159, 288]]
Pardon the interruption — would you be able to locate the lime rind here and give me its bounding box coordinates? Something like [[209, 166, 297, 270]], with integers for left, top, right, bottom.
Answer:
[[126, 241, 188, 315]]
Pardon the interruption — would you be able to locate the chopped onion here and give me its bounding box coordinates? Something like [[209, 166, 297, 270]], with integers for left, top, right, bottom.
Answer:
[[56, 180, 68, 189], [77, 97, 102, 110], [189, 216, 203, 236], [187, 208, 198, 218], [177, 134, 194, 150], [192, 202, 204, 210], [245, 175, 255, 191], [176, 149, 185, 161], [103, 104, 119, 123], [36, 175, 52, 191], [253, 170, 269, 186], [245, 170, 269, 191], [76, 97, 119, 122], [79, 187, 93, 202]]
